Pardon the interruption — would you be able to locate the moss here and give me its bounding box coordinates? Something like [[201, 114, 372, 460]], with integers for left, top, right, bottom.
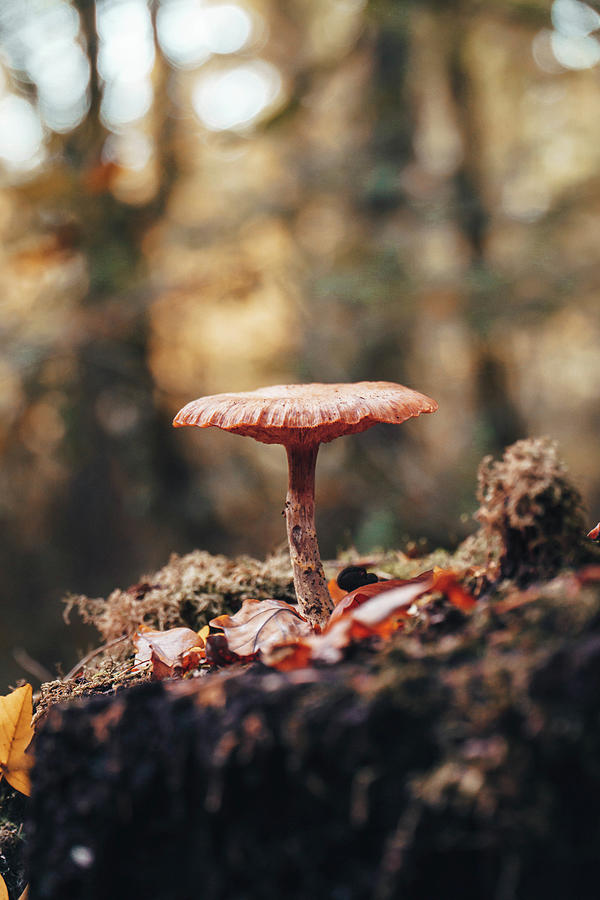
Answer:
[[475, 437, 597, 586], [31, 550, 295, 721], [64, 549, 295, 643], [33, 663, 150, 727]]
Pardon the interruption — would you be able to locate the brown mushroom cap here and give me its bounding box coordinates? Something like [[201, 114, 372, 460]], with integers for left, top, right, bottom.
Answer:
[[173, 381, 438, 445]]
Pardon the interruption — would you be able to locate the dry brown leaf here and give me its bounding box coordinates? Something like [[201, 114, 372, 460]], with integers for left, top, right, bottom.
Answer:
[[0, 684, 34, 796], [205, 633, 251, 666], [210, 599, 311, 657], [133, 626, 207, 678]]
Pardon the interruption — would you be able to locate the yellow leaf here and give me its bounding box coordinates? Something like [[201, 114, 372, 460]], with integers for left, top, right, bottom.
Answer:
[[0, 684, 34, 797], [0, 874, 8, 900], [197, 624, 210, 645]]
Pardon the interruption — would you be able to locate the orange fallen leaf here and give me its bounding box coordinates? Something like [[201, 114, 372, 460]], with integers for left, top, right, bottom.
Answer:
[[208, 569, 476, 673], [347, 581, 429, 637], [431, 568, 476, 611], [265, 579, 432, 669], [0, 684, 34, 797], [327, 577, 348, 605], [0, 874, 8, 900], [261, 640, 314, 671], [262, 621, 349, 669], [211, 599, 312, 658], [587, 523, 600, 541], [328, 571, 434, 625], [268, 570, 475, 670]]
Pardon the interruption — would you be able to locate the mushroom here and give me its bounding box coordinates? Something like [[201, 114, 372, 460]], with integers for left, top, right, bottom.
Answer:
[[173, 382, 438, 627]]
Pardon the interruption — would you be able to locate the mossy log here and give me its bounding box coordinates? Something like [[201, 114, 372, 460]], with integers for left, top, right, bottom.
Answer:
[[27, 576, 600, 900], [23, 438, 600, 898]]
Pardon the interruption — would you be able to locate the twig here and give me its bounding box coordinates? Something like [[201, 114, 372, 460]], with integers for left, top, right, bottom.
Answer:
[[63, 634, 131, 682], [13, 648, 53, 683]]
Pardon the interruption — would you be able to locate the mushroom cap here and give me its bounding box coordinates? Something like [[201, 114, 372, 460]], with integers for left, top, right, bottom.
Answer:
[[173, 381, 438, 446]]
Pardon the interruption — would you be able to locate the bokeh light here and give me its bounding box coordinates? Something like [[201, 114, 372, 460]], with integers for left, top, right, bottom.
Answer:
[[551, 0, 600, 37], [0, 94, 44, 167], [157, 0, 255, 67], [192, 60, 282, 131], [97, 0, 155, 130], [0, 0, 92, 155], [550, 30, 600, 69]]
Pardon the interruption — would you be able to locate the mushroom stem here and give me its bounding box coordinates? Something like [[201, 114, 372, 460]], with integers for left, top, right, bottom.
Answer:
[[285, 442, 333, 628]]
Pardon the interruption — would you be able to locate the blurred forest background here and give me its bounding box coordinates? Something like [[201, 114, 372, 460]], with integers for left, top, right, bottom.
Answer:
[[1, 0, 600, 688]]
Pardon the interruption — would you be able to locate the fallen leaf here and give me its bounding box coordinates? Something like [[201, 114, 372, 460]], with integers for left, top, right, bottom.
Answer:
[[209, 570, 475, 673], [262, 640, 314, 671], [205, 633, 254, 666], [431, 568, 476, 611], [0, 684, 34, 797], [0, 875, 8, 900], [18, 887, 29, 900], [263, 621, 351, 669], [265, 570, 475, 670], [197, 624, 210, 644], [327, 577, 348, 605], [265, 581, 429, 669], [588, 523, 600, 540], [328, 571, 434, 625], [133, 626, 207, 678], [347, 580, 432, 637], [210, 599, 311, 657]]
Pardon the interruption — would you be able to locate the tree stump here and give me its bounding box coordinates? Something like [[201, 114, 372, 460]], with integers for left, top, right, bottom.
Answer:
[[26, 578, 600, 899]]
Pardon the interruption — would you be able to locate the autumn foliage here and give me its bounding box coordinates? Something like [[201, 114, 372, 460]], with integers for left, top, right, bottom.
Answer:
[[131, 568, 475, 679], [0, 684, 33, 899]]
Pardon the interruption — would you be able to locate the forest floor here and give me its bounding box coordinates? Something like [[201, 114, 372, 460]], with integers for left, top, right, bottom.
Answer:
[[3, 437, 600, 899]]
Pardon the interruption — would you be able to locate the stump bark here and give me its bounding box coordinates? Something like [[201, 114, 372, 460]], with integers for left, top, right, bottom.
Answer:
[[26, 578, 600, 900]]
